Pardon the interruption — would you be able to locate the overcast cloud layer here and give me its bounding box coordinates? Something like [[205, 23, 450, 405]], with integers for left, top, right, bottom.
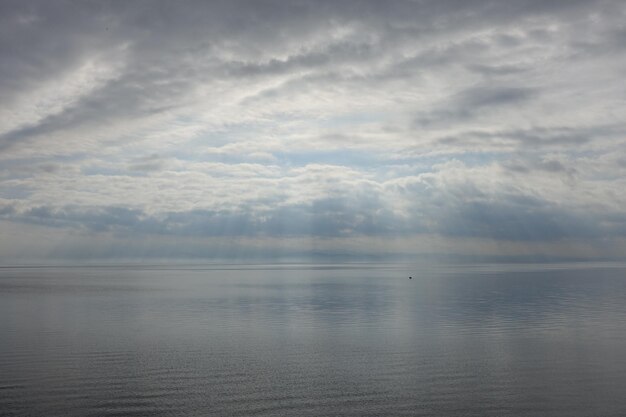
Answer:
[[1, 0, 625, 262]]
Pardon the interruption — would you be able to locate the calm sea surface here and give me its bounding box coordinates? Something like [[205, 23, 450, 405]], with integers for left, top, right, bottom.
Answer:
[[1, 263, 626, 416]]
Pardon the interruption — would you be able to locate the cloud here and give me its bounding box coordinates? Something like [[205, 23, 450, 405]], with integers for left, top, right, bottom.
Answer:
[[126, 154, 168, 173], [1, 157, 623, 247], [0, 0, 625, 260], [414, 85, 538, 127]]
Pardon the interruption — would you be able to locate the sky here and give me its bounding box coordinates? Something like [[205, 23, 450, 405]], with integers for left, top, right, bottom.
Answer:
[[1, 0, 625, 263]]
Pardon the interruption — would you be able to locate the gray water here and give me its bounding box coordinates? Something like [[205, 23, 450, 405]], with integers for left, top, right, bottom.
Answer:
[[1, 263, 626, 416]]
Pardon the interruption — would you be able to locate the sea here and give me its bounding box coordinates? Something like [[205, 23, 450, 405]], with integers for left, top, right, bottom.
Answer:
[[1, 262, 626, 416]]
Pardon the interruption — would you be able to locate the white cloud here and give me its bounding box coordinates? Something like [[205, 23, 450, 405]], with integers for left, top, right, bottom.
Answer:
[[0, 0, 625, 260]]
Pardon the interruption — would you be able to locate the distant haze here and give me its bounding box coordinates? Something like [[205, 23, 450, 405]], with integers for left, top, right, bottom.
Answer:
[[1, 0, 625, 262]]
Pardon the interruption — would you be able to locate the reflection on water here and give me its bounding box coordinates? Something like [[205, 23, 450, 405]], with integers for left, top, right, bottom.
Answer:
[[1, 263, 626, 416]]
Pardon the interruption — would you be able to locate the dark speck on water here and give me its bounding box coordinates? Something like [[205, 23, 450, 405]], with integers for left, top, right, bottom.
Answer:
[[2, 262, 626, 416]]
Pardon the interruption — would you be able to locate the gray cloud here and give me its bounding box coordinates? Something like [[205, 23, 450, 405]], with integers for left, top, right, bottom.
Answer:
[[458, 86, 536, 109], [1, 171, 622, 245], [127, 154, 168, 173], [415, 85, 537, 127], [1, 0, 625, 260], [432, 124, 622, 152]]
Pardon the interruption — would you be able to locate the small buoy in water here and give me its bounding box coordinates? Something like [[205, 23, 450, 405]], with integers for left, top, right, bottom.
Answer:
[[409, 276, 412, 279]]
